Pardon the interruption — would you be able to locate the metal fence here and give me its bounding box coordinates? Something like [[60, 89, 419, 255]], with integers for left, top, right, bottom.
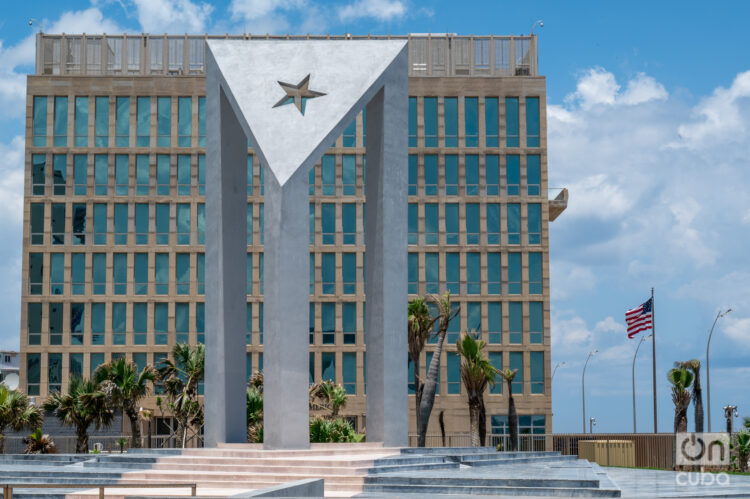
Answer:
[[1, 433, 204, 454]]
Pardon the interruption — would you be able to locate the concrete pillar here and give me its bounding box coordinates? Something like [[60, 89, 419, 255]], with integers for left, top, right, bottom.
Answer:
[[364, 47, 409, 447]]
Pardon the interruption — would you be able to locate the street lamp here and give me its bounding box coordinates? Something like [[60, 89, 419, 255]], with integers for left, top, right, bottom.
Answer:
[[552, 361, 566, 381], [724, 405, 738, 435], [590, 417, 597, 434], [530, 20, 544, 35], [582, 350, 598, 433], [707, 308, 732, 431], [632, 334, 652, 433]]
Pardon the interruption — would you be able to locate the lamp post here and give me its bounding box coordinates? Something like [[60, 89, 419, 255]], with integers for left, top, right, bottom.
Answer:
[[632, 334, 652, 433], [706, 309, 732, 432], [590, 417, 597, 434], [724, 405, 738, 435], [552, 361, 566, 381], [582, 350, 598, 433]]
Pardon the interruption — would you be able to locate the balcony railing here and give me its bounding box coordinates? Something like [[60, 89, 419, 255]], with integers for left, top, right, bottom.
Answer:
[[36, 33, 538, 78]]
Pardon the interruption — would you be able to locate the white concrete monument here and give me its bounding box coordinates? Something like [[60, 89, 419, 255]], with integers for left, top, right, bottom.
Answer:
[[204, 40, 409, 449]]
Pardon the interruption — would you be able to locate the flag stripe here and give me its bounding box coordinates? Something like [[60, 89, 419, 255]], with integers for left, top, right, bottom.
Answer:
[[625, 297, 653, 337]]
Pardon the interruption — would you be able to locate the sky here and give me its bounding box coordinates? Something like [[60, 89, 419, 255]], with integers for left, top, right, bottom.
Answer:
[[1, 0, 749, 434]]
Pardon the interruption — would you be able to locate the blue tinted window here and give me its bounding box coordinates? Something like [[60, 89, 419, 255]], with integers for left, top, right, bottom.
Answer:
[[343, 302, 356, 344], [157, 155, 170, 195], [530, 302, 543, 344], [136, 155, 149, 195], [92, 253, 106, 294], [445, 252, 459, 295], [322, 253, 335, 294], [464, 97, 478, 147], [33, 96, 47, 147], [178, 97, 192, 147], [505, 97, 519, 147], [32, 155, 45, 195], [136, 97, 150, 147], [134, 253, 148, 295], [485, 97, 498, 147], [444, 97, 457, 147], [71, 253, 85, 295], [424, 97, 437, 147], [509, 302, 522, 344], [507, 203, 520, 245], [321, 352, 335, 381], [177, 155, 191, 195], [95, 97, 108, 147], [154, 303, 168, 345], [342, 155, 356, 195], [488, 302, 501, 344], [321, 304, 335, 345], [112, 302, 126, 345], [54, 97, 68, 147], [527, 155, 541, 196], [444, 155, 458, 195], [530, 351, 544, 394], [115, 155, 128, 195], [53, 155, 66, 195], [510, 351, 523, 394], [489, 352, 502, 393], [322, 203, 335, 244], [424, 203, 438, 245], [408, 253, 418, 295], [507, 155, 520, 195], [175, 302, 189, 343], [529, 252, 543, 295], [526, 97, 540, 147], [447, 354, 460, 394], [343, 352, 356, 394], [487, 252, 501, 295], [155, 253, 169, 295], [91, 303, 105, 345], [508, 253, 521, 295], [94, 155, 108, 195], [155, 204, 169, 244], [466, 252, 480, 294], [445, 203, 458, 245], [465, 155, 479, 195], [116, 97, 129, 147], [528, 203, 541, 244], [74, 155, 87, 195], [408, 97, 417, 147], [113, 253, 127, 295], [467, 302, 481, 336], [408, 155, 417, 195], [198, 97, 206, 147], [176, 253, 190, 294], [342, 253, 356, 295], [487, 203, 500, 245], [424, 155, 438, 195], [75, 97, 88, 147], [408, 203, 418, 245], [465, 203, 479, 244], [425, 252, 438, 294], [343, 118, 356, 147], [322, 155, 335, 195], [157, 97, 171, 147], [486, 155, 499, 196], [135, 203, 148, 244]]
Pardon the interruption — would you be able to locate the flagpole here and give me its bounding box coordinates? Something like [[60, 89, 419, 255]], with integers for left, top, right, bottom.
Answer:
[[651, 287, 657, 434]]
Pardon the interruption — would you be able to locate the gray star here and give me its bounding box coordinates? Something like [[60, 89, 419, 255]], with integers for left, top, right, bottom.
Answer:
[[272, 74, 326, 115]]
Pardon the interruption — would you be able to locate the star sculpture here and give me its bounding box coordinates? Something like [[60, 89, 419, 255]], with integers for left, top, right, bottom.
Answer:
[[272, 74, 326, 115]]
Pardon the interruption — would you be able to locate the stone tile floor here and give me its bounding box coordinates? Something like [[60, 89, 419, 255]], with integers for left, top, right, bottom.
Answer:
[[606, 467, 750, 498]]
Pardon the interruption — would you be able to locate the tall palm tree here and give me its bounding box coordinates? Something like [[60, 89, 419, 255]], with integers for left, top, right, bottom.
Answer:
[[417, 292, 460, 447], [675, 360, 703, 433], [157, 343, 205, 448], [94, 358, 156, 448], [456, 333, 498, 447], [668, 367, 693, 433], [0, 385, 43, 454], [408, 297, 436, 435], [43, 376, 114, 453], [310, 380, 348, 418], [501, 369, 519, 451]]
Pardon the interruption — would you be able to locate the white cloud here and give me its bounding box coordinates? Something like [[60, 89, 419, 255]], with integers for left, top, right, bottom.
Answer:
[[743, 210, 750, 224], [230, 0, 306, 20], [550, 261, 597, 301], [595, 317, 626, 335], [338, 0, 407, 22], [565, 68, 668, 109], [129, 0, 213, 34], [620, 73, 668, 105], [0, 136, 25, 227], [723, 317, 750, 348], [563, 173, 632, 219]]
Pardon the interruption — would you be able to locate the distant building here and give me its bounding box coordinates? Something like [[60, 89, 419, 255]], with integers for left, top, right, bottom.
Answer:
[[0, 350, 20, 384]]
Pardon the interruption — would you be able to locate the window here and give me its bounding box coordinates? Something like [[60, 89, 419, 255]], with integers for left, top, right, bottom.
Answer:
[[136, 155, 149, 195], [176, 303, 189, 343], [342, 253, 356, 294], [489, 352, 502, 393], [321, 203, 335, 244], [408, 253, 418, 294], [133, 253, 147, 295], [446, 252, 459, 294], [343, 352, 356, 394], [136, 97, 150, 146], [442, 97, 459, 148], [464, 97, 478, 147], [197, 253, 205, 295], [29, 253, 43, 295], [467, 302, 481, 336], [155, 253, 169, 294], [424, 155, 438, 195], [71, 253, 85, 295], [465, 155, 479, 195], [93, 203, 107, 244], [509, 302, 522, 344], [32, 154, 45, 195], [530, 302, 543, 344], [507, 203, 521, 245], [505, 97, 519, 147], [53, 155, 66, 195], [445, 203, 459, 244], [92, 253, 106, 295], [526, 97, 540, 147], [74, 155, 87, 195], [95, 97, 108, 147], [75, 97, 88, 147], [156, 204, 169, 244], [90, 353, 105, 377], [70, 355, 84, 383], [176, 204, 191, 244], [113, 253, 127, 295], [408, 97, 417, 147], [487, 252, 501, 294], [508, 253, 521, 295], [488, 302, 501, 344], [343, 302, 356, 344], [486, 154, 499, 196], [424, 203, 438, 244], [485, 97, 499, 147], [197, 204, 205, 245], [116, 97, 129, 147], [343, 118, 356, 147], [528, 204, 541, 244], [198, 155, 205, 195], [48, 353, 62, 393], [487, 203, 500, 245], [510, 351, 523, 394], [447, 353, 460, 394], [91, 303, 105, 345], [259, 252, 264, 295], [27, 354, 40, 396], [189, 38, 204, 72], [133, 303, 147, 345], [112, 302, 126, 345], [30, 204, 44, 244], [115, 155, 128, 195], [321, 155, 335, 195], [157, 97, 171, 147], [466, 252, 480, 294], [407, 155, 417, 195], [246, 203, 253, 245], [321, 303, 335, 345], [527, 155, 541, 196], [198, 97, 206, 147], [322, 253, 335, 294], [308, 302, 314, 344], [321, 352, 335, 382], [135, 204, 148, 244], [196, 302, 205, 344], [154, 303, 168, 345], [53, 96, 68, 147], [178, 97, 192, 147], [465, 203, 479, 244], [132, 353, 146, 375], [113, 204, 127, 244], [94, 155, 108, 195], [33, 96, 47, 147], [176, 253, 190, 294], [70, 303, 84, 345], [423, 97, 437, 147], [342, 155, 356, 195], [407, 204, 418, 245], [529, 252, 543, 295], [87, 37, 102, 74], [157, 155, 170, 195], [127, 38, 141, 73], [168, 38, 183, 72], [342, 203, 356, 245], [246, 253, 253, 294], [150, 38, 164, 73], [425, 252, 439, 294], [507, 155, 520, 195], [177, 155, 191, 195], [52, 203, 66, 245]]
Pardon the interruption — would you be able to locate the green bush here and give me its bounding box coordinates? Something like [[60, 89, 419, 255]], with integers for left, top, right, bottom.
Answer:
[[309, 417, 364, 443]]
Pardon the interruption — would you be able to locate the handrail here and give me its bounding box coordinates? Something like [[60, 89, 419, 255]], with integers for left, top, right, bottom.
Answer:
[[1, 482, 196, 499]]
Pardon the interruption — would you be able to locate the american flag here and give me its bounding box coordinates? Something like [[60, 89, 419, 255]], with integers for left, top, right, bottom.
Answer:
[[626, 298, 653, 338]]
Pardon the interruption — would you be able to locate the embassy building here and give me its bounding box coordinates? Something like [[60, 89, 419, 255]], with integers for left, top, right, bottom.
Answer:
[[21, 33, 567, 440]]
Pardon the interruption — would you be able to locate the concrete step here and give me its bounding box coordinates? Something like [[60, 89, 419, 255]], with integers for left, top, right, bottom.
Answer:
[[364, 475, 602, 489], [160, 447, 403, 458], [122, 470, 366, 484], [362, 483, 622, 497], [467, 455, 579, 467]]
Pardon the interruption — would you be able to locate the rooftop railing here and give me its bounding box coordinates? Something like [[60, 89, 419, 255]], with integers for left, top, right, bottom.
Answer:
[[35, 33, 538, 78]]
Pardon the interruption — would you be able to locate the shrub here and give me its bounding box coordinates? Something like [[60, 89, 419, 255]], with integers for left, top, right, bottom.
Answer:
[[309, 417, 364, 443]]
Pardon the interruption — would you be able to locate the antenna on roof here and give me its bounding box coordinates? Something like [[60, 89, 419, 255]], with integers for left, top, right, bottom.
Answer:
[[530, 19, 544, 35]]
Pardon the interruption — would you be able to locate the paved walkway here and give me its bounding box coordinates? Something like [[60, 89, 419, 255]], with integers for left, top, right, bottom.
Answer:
[[606, 467, 750, 498]]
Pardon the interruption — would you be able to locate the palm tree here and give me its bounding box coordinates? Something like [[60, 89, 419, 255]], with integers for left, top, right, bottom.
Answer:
[[310, 380, 348, 418], [157, 343, 205, 448], [408, 298, 437, 435], [246, 386, 263, 443], [43, 376, 114, 453], [23, 428, 56, 454], [456, 333, 498, 447], [668, 367, 693, 433], [676, 360, 703, 433], [734, 431, 750, 472], [417, 292, 460, 447], [94, 358, 156, 448], [501, 369, 519, 451], [0, 385, 43, 453]]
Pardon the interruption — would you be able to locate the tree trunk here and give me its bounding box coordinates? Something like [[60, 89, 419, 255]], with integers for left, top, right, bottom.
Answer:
[[693, 372, 704, 433], [418, 330, 447, 447], [126, 406, 141, 448], [469, 397, 481, 447], [674, 404, 689, 433], [479, 399, 487, 447], [413, 357, 422, 437], [507, 378, 518, 451], [438, 411, 446, 447], [76, 426, 89, 454], [0, 433, 5, 454]]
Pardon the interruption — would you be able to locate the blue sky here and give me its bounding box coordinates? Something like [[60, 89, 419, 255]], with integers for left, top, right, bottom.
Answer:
[[1, 0, 749, 434]]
